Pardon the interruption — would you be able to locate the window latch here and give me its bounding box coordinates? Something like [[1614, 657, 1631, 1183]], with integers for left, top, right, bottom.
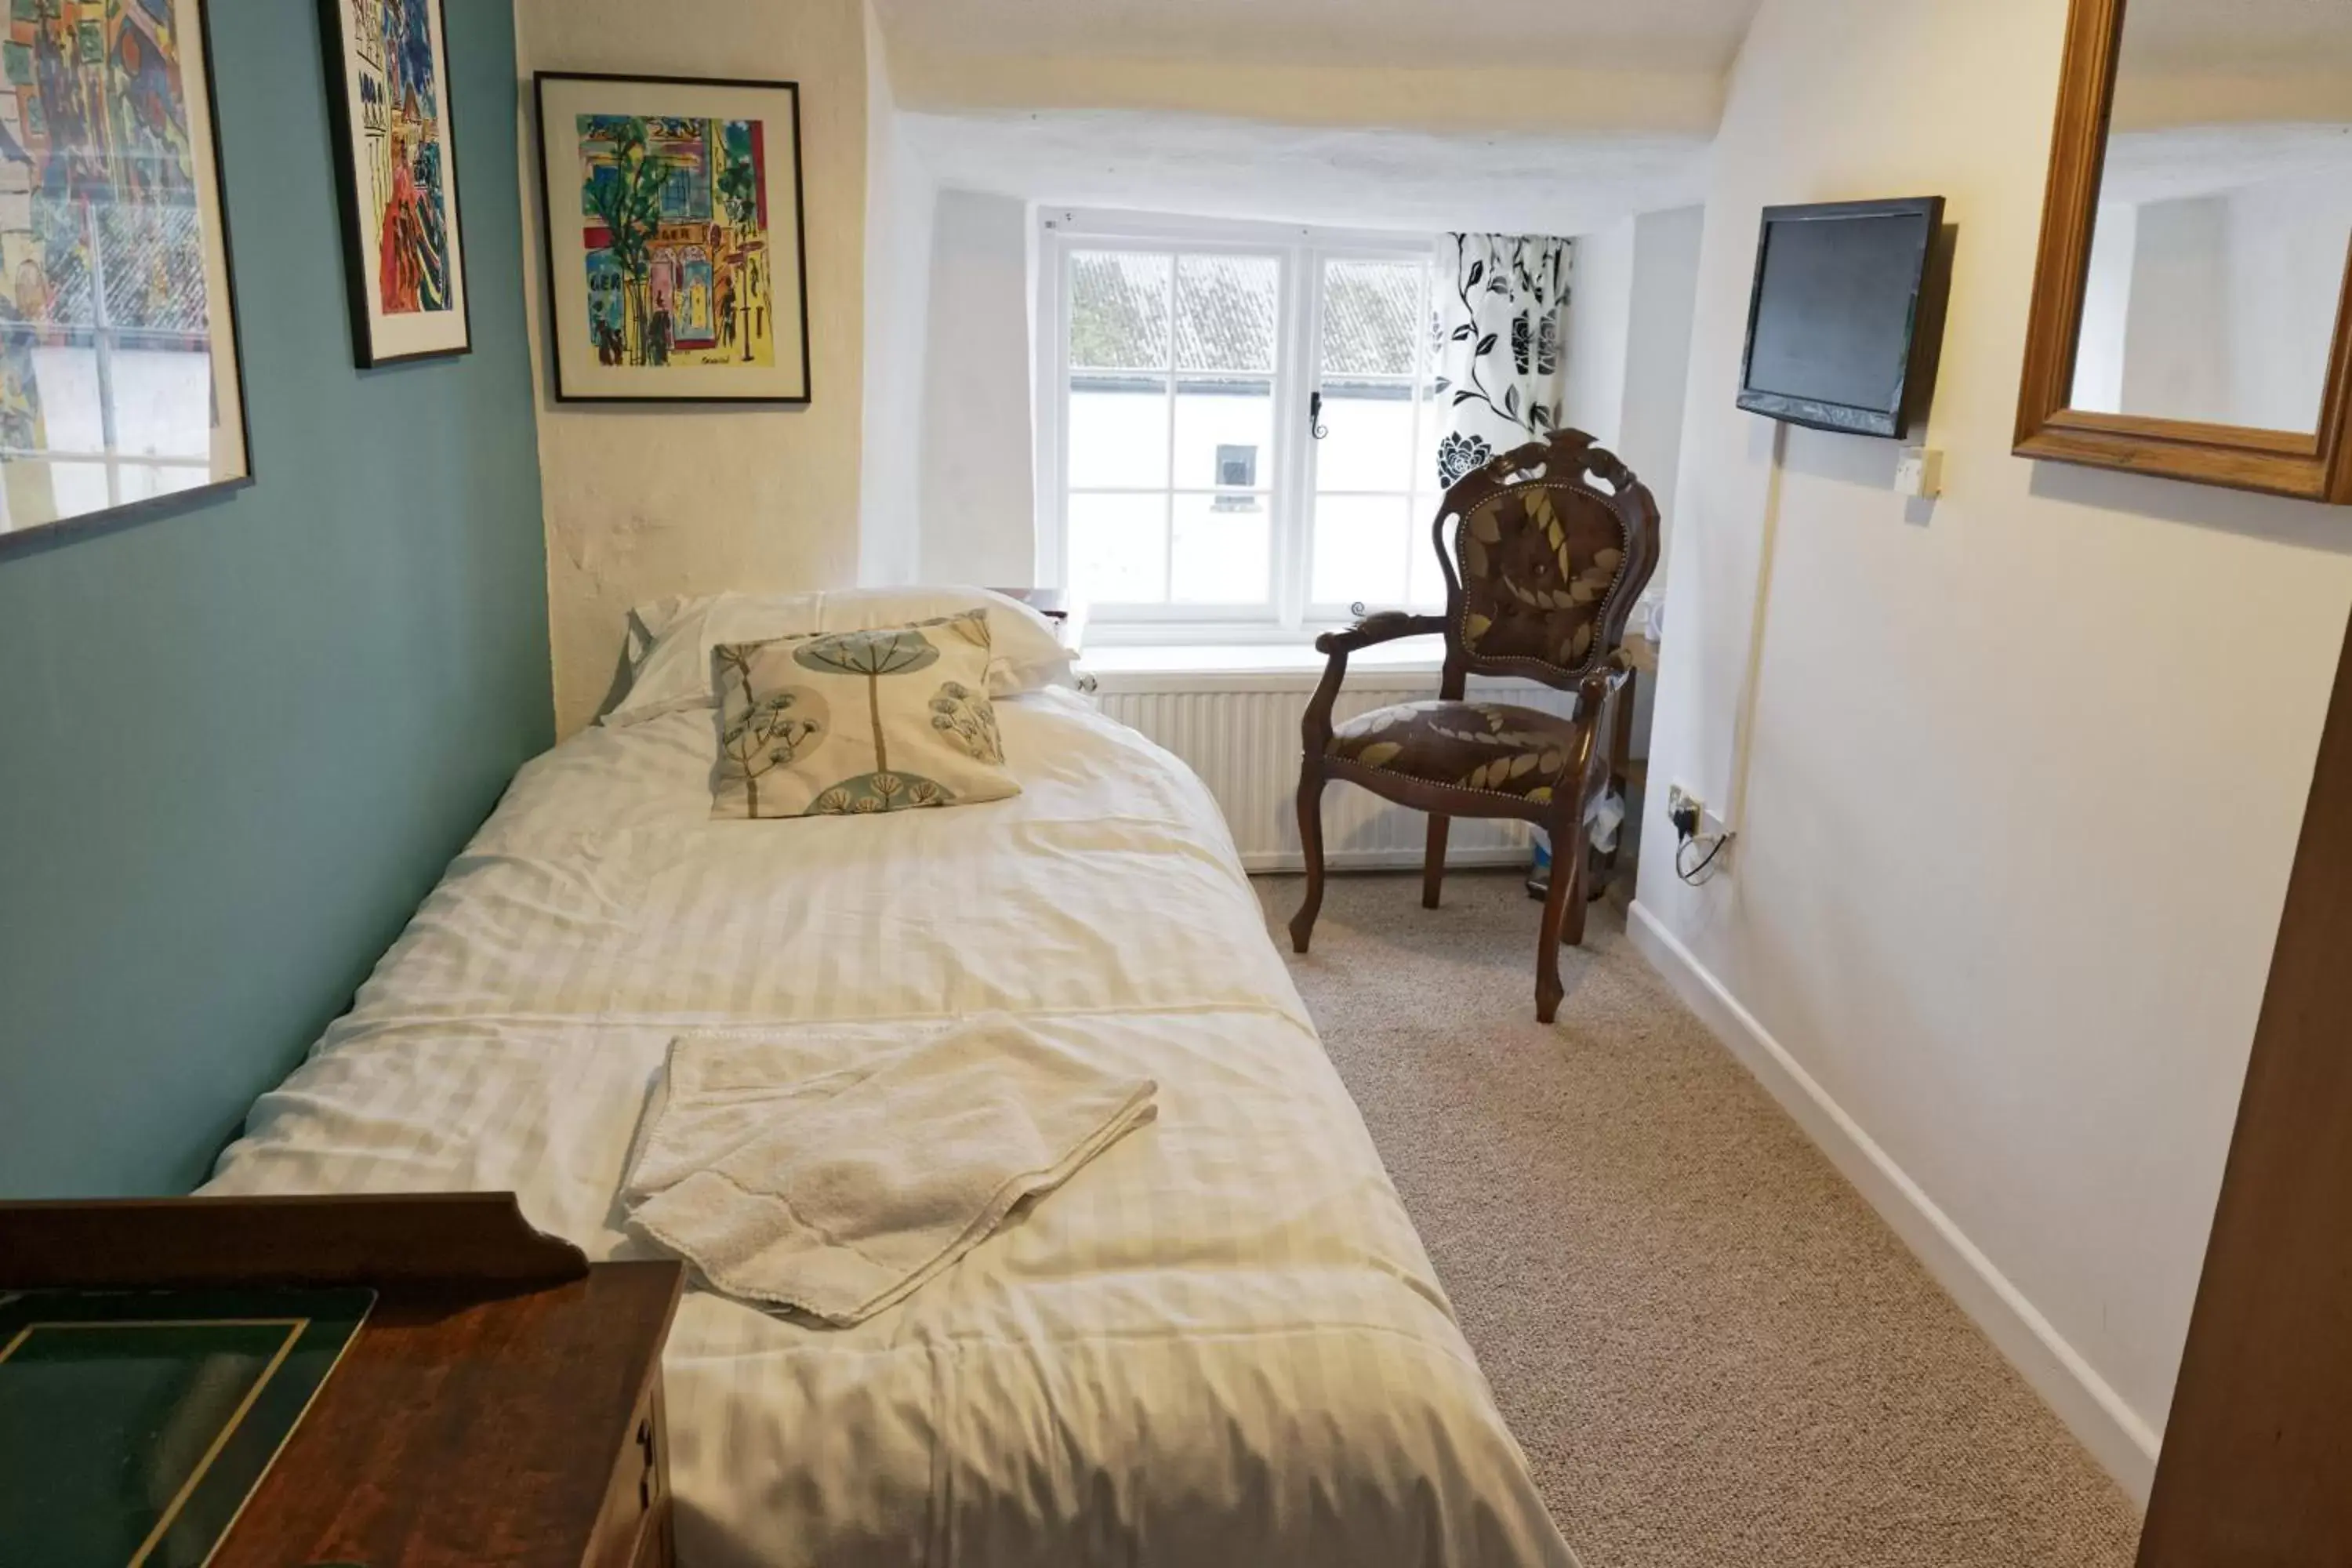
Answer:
[[1308, 390, 1328, 441]]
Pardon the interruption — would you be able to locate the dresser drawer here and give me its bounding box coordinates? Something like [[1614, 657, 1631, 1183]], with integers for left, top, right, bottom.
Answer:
[[587, 1376, 672, 1568]]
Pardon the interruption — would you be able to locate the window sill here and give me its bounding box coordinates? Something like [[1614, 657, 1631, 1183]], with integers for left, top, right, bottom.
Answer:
[[1079, 641, 1444, 677], [1076, 640, 1448, 695]]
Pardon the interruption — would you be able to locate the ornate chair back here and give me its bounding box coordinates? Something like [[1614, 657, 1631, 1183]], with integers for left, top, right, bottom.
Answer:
[[1432, 429, 1661, 692]]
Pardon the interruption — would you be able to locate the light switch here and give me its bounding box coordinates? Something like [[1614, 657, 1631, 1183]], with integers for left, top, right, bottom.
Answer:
[[1895, 446, 1944, 499]]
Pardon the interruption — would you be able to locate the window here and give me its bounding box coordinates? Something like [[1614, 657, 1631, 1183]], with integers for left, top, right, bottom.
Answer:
[[5, 196, 218, 521], [1040, 215, 1445, 640]]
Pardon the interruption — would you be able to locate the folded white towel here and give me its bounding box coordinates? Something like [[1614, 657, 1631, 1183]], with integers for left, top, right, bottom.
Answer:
[[624, 1014, 1156, 1324]]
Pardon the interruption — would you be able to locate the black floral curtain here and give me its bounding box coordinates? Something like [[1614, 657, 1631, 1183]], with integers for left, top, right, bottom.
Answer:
[[1433, 234, 1573, 492]]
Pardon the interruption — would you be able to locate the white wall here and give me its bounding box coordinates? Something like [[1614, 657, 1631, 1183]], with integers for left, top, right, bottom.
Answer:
[[2074, 165, 2352, 432], [2225, 165, 2352, 433], [516, 0, 869, 735], [2073, 201, 2136, 412], [1634, 0, 2352, 1500], [1562, 220, 1635, 448], [1562, 208, 1704, 526], [858, 5, 937, 586], [918, 190, 1039, 586], [2121, 195, 2234, 425], [1620, 205, 1706, 532]]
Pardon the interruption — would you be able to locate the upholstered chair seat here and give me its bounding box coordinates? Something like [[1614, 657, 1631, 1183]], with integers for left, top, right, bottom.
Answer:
[[1328, 700, 1602, 807]]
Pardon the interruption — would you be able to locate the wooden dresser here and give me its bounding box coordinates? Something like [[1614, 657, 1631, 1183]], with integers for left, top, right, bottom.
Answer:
[[1, 1194, 684, 1568]]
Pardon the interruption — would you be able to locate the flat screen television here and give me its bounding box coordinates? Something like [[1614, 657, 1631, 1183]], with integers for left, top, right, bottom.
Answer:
[[1737, 196, 1947, 439]]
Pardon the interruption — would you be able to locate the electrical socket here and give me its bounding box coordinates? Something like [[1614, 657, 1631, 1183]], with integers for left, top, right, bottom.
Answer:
[[1668, 784, 1731, 843], [1667, 784, 1704, 841]]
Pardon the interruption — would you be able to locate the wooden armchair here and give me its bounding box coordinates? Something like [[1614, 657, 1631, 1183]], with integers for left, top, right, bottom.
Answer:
[[1290, 428, 1661, 1022]]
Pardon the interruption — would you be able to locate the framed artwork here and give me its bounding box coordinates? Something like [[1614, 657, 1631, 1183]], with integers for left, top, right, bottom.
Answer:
[[0, 0, 250, 546], [318, 0, 470, 367], [532, 71, 810, 404]]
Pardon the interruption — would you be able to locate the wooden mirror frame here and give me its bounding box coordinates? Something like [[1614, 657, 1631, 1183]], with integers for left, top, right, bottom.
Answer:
[[2014, 0, 2352, 504]]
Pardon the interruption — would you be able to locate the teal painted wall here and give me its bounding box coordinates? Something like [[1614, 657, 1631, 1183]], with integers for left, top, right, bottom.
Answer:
[[0, 2, 549, 1195]]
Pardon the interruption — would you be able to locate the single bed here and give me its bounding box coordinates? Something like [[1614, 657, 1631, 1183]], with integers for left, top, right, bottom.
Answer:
[[205, 684, 1577, 1567]]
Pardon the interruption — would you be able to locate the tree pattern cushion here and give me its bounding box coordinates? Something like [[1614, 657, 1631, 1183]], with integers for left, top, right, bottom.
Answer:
[[1327, 699, 1595, 805], [1455, 484, 1628, 675], [710, 610, 1021, 818]]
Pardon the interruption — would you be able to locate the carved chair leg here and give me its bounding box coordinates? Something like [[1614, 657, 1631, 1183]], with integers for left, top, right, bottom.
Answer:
[[1422, 815, 1450, 909], [1290, 764, 1329, 954], [1534, 850, 1571, 1024], [1559, 814, 1592, 949], [1534, 800, 1592, 1023]]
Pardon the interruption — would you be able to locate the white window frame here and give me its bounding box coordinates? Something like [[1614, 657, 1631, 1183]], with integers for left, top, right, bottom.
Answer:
[[1036, 209, 1440, 646]]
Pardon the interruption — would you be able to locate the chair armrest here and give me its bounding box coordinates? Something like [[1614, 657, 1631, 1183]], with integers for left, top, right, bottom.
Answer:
[[1302, 614, 1444, 755], [1313, 612, 1447, 657], [1574, 649, 1635, 724]]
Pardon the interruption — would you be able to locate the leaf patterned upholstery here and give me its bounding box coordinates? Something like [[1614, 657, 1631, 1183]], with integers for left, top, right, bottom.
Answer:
[[1328, 699, 1599, 806], [1454, 483, 1629, 676]]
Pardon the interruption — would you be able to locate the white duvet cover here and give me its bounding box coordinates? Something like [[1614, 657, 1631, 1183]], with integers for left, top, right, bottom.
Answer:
[[205, 691, 1576, 1568]]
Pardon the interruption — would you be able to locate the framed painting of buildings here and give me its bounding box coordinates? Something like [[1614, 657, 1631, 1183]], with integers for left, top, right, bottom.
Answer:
[[0, 0, 251, 545], [318, 0, 470, 366], [532, 72, 810, 404]]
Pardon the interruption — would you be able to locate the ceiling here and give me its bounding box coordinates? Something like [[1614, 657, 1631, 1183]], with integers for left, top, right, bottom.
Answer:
[[903, 111, 1713, 236], [2120, 0, 2352, 72], [2103, 121, 2352, 204], [874, 0, 1763, 76]]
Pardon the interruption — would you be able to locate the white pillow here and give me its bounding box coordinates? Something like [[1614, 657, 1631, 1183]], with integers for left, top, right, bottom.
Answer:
[[604, 586, 1075, 728]]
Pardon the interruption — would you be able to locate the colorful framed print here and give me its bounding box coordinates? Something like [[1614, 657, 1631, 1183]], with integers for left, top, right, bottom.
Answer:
[[0, 0, 251, 546], [318, 0, 470, 367], [532, 72, 810, 404]]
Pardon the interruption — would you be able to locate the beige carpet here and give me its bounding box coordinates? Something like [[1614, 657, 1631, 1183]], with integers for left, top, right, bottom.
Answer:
[[1254, 869, 2143, 1568]]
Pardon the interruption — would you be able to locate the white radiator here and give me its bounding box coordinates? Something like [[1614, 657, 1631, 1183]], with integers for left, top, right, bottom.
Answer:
[[1091, 666, 1583, 873]]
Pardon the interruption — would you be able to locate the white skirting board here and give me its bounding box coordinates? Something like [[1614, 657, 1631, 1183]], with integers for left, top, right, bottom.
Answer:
[[1624, 899, 2164, 1504], [1093, 670, 1584, 873]]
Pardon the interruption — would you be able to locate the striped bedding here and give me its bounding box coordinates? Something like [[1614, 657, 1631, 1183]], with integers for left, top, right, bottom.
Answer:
[[205, 688, 1576, 1567]]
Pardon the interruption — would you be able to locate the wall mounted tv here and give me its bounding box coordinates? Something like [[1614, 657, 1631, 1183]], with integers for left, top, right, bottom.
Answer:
[[1737, 196, 1948, 439]]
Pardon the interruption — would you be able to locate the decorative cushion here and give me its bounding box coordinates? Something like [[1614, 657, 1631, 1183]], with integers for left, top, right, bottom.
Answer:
[[710, 610, 1020, 818], [1456, 484, 1627, 673], [1328, 699, 1594, 805]]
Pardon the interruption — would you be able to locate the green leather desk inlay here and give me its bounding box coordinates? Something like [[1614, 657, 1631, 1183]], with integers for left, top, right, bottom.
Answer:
[[0, 1288, 372, 1567]]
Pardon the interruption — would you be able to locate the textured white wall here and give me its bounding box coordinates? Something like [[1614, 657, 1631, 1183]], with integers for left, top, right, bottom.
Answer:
[[1562, 220, 1635, 449], [918, 190, 1038, 586], [1619, 205, 1706, 532], [515, 0, 869, 735], [1635, 0, 2352, 1494], [2072, 201, 2136, 413], [2121, 194, 2234, 425], [858, 6, 936, 586], [2223, 165, 2352, 433]]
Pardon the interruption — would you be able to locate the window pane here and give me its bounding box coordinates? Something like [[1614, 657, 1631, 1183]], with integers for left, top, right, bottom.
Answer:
[[1407, 506, 1450, 607], [1176, 254, 1278, 372], [29, 347, 102, 452], [1312, 492, 1412, 607], [1321, 259, 1422, 376], [118, 464, 211, 505], [45, 461, 110, 521], [1068, 376, 1169, 489], [111, 349, 213, 460], [1171, 491, 1270, 604], [1070, 492, 1168, 603], [1172, 379, 1272, 490], [1416, 380, 1450, 495], [1069, 251, 1171, 371], [1315, 381, 1414, 492]]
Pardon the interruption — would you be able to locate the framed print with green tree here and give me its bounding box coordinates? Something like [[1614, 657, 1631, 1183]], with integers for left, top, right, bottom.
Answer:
[[532, 71, 809, 404], [0, 0, 251, 546], [317, 0, 471, 367]]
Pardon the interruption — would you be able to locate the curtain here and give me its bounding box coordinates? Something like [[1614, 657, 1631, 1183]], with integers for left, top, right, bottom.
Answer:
[[1432, 234, 1573, 492]]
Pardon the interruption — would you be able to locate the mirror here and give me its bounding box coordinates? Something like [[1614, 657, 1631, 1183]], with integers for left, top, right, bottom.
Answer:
[[2016, 0, 2352, 502]]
